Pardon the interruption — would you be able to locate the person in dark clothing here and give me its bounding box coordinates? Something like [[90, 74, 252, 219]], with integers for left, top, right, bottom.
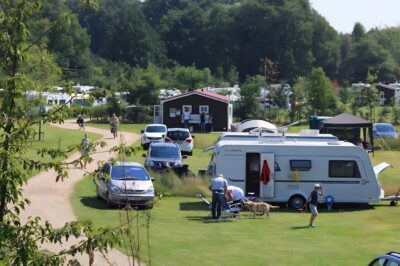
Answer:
[[200, 112, 206, 133], [307, 183, 324, 227], [208, 174, 228, 219]]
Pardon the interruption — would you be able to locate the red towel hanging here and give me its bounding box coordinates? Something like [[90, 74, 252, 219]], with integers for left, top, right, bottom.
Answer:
[[260, 160, 270, 185]]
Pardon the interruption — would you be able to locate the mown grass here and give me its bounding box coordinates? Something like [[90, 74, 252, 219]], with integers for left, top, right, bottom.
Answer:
[[72, 178, 400, 266], [73, 122, 400, 266], [25, 124, 101, 176]]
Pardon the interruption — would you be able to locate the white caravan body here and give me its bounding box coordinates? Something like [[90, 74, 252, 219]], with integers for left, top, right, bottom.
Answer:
[[209, 137, 386, 208]]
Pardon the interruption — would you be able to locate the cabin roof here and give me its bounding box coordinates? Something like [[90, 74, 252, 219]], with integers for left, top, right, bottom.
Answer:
[[162, 89, 230, 103]]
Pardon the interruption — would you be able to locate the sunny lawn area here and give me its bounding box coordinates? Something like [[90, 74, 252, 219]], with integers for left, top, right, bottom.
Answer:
[[73, 176, 400, 266], [26, 124, 101, 175], [72, 123, 400, 265]]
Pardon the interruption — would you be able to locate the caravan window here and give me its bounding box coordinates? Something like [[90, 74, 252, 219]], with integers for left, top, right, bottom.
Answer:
[[290, 160, 312, 171], [329, 160, 360, 178]]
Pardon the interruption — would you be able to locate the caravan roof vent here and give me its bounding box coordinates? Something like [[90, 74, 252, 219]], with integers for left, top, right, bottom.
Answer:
[[299, 129, 319, 136], [327, 141, 340, 145]]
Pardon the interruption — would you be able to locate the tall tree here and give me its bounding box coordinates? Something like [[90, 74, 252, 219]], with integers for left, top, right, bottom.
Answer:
[[239, 75, 264, 119], [79, 0, 167, 68], [311, 12, 341, 78], [160, 4, 209, 68], [30, 0, 93, 82], [306, 67, 336, 115]]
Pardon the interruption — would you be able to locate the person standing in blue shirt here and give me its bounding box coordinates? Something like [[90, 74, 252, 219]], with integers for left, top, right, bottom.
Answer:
[[209, 174, 228, 219], [307, 183, 324, 227]]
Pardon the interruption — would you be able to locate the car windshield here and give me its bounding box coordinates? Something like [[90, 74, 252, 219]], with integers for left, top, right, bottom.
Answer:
[[146, 126, 166, 133], [150, 146, 180, 158], [167, 130, 190, 140], [375, 125, 395, 133], [111, 166, 150, 180]]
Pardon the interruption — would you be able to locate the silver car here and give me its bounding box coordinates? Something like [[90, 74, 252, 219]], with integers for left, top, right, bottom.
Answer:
[[94, 161, 155, 208]]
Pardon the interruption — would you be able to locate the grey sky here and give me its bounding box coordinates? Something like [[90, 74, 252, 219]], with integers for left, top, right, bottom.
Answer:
[[310, 0, 400, 33]]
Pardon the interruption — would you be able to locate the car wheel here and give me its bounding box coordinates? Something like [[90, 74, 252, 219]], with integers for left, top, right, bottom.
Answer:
[[106, 193, 114, 208], [188, 151, 193, 156], [289, 195, 306, 209]]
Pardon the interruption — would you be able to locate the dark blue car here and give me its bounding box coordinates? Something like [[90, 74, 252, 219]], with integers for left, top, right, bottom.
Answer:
[[368, 251, 400, 266]]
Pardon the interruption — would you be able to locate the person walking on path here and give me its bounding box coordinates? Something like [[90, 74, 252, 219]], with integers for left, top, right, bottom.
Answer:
[[200, 112, 206, 133], [77, 113, 85, 130], [109, 113, 119, 137], [307, 183, 324, 227], [80, 133, 90, 169], [209, 174, 228, 219]]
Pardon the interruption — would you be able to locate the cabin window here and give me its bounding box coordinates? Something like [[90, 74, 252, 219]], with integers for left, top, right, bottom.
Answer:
[[199, 105, 209, 114], [290, 160, 312, 171], [329, 160, 360, 178]]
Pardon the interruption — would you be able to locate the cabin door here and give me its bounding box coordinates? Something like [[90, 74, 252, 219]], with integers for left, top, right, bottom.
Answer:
[[260, 153, 275, 198], [153, 105, 162, 124]]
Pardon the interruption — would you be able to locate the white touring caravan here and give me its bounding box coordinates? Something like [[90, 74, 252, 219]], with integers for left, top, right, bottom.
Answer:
[[208, 135, 389, 208]]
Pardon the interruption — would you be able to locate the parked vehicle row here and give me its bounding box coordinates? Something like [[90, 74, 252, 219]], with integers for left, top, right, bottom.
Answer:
[[141, 124, 194, 155]]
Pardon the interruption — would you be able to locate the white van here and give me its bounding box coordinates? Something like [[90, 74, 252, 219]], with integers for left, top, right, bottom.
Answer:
[[208, 135, 389, 208]]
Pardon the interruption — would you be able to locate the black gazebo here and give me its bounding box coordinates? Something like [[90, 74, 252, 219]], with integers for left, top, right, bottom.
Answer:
[[319, 113, 373, 149]]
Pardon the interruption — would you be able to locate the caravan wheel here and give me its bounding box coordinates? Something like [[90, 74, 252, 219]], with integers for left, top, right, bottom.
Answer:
[[289, 195, 305, 209]]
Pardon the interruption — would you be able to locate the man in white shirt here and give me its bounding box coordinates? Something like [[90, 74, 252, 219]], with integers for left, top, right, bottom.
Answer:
[[183, 107, 190, 129], [226, 186, 244, 204]]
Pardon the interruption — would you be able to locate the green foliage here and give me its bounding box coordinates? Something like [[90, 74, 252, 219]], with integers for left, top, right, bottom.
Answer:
[[0, 1, 139, 265], [306, 67, 336, 115], [174, 65, 207, 90], [127, 65, 164, 106], [238, 75, 264, 119], [78, 0, 167, 68]]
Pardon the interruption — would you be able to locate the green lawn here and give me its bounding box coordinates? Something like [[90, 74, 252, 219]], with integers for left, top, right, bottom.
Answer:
[[72, 123, 400, 265], [73, 176, 400, 266], [25, 124, 101, 176]]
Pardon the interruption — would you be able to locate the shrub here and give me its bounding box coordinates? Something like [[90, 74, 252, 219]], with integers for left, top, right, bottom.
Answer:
[[151, 170, 211, 197], [172, 176, 211, 197], [151, 170, 180, 195]]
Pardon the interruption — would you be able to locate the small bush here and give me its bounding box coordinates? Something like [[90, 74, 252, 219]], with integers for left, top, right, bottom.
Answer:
[[151, 170, 211, 197], [152, 170, 180, 195], [172, 176, 211, 197]]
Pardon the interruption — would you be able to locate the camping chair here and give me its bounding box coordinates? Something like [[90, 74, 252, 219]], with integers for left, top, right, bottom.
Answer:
[[196, 194, 244, 221]]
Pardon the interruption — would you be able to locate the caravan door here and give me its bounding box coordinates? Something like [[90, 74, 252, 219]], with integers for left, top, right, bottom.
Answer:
[[260, 153, 274, 198]]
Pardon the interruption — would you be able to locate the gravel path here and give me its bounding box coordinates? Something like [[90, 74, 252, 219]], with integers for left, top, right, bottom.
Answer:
[[20, 120, 142, 266]]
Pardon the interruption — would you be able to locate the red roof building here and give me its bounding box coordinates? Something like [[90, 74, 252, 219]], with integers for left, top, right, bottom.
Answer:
[[154, 89, 232, 132]]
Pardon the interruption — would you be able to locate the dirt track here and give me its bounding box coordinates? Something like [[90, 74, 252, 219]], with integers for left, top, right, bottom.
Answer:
[[20, 120, 141, 265]]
